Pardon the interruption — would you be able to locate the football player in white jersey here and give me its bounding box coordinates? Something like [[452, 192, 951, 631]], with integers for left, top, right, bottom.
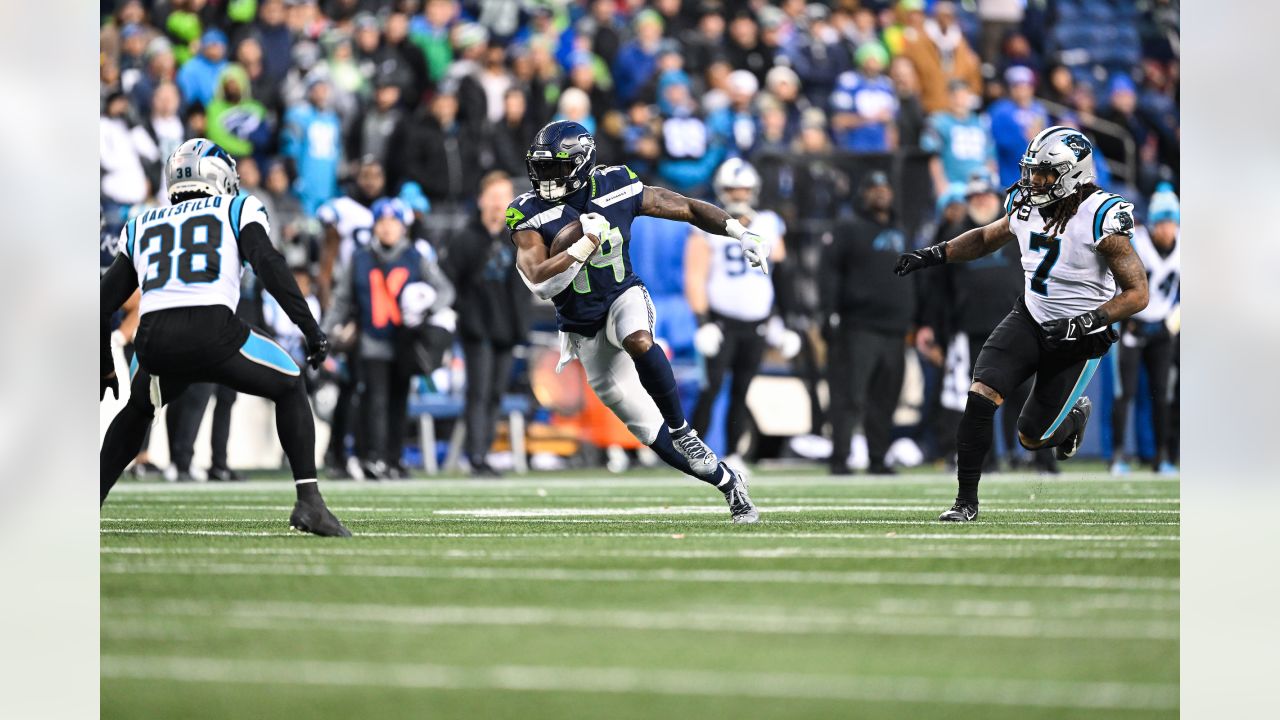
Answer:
[[100, 138, 350, 537], [895, 127, 1149, 521], [685, 158, 794, 467], [316, 156, 383, 306], [1111, 184, 1180, 475]]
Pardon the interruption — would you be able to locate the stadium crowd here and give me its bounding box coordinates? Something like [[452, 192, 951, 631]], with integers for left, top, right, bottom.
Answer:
[[100, 0, 1180, 478]]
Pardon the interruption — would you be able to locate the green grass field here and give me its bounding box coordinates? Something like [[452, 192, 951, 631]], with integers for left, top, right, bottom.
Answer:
[[101, 467, 1178, 719]]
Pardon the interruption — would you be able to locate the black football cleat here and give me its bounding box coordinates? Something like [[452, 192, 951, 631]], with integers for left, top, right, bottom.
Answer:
[[1055, 396, 1093, 461], [938, 501, 979, 522], [290, 498, 352, 537], [721, 465, 760, 524]]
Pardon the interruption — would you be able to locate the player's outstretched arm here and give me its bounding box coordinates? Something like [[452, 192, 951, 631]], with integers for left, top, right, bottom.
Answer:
[[640, 186, 770, 274], [239, 223, 328, 367], [512, 228, 596, 300], [1095, 232, 1150, 323], [101, 253, 139, 396], [895, 216, 1015, 276]]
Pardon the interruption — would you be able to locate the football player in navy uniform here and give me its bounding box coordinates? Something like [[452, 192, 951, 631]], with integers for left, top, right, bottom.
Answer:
[[100, 139, 350, 536], [508, 121, 763, 523], [896, 128, 1149, 521]]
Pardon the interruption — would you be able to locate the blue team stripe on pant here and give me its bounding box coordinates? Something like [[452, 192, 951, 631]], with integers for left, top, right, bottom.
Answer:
[[239, 330, 300, 376], [129, 353, 139, 380], [1040, 356, 1101, 441]]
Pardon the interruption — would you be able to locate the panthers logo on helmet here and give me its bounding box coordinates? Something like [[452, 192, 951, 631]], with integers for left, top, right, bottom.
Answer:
[[1061, 134, 1092, 162]]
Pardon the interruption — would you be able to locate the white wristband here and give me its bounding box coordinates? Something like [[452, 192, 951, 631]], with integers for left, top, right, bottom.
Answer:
[[725, 218, 749, 241], [567, 236, 597, 262]]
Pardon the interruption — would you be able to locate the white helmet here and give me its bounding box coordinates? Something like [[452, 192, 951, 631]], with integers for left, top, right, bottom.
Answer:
[[166, 138, 239, 202], [713, 157, 761, 217], [1018, 126, 1096, 207]]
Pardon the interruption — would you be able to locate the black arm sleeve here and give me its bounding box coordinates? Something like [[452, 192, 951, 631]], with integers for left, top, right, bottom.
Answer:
[[101, 253, 139, 376], [238, 222, 321, 340]]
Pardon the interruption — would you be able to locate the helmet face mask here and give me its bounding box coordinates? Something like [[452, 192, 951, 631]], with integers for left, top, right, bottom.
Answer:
[[166, 138, 240, 202], [526, 121, 596, 203], [1017, 127, 1095, 207]]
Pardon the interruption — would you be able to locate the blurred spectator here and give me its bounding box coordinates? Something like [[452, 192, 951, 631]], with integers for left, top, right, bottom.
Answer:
[[281, 75, 344, 214], [445, 22, 496, 130], [441, 171, 530, 477], [614, 9, 667, 104], [253, 0, 295, 85], [830, 42, 898, 153], [346, 70, 406, 164], [488, 87, 540, 179], [129, 38, 177, 115], [898, 1, 982, 115], [137, 82, 187, 202], [764, 66, 808, 135], [715, 69, 761, 156], [234, 37, 282, 114], [725, 11, 770, 83], [988, 66, 1048, 188], [412, 0, 460, 85], [263, 159, 308, 261], [100, 91, 153, 209], [581, 0, 623, 68], [821, 172, 913, 475], [922, 80, 997, 195], [380, 11, 431, 105], [475, 0, 525, 45], [555, 87, 596, 135], [207, 65, 273, 159], [1097, 75, 1155, 187], [324, 198, 455, 479], [681, 4, 725, 79], [165, 0, 205, 67], [976, 0, 1025, 63], [567, 49, 616, 119], [1044, 64, 1076, 107], [889, 55, 926, 148], [176, 28, 230, 109], [655, 71, 725, 196], [783, 6, 849, 106], [393, 91, 483, 206], [994, 31, 1040, 81]]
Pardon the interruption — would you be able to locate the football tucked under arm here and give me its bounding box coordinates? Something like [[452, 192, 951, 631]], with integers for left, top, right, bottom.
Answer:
[[513, 221, 601, 300]]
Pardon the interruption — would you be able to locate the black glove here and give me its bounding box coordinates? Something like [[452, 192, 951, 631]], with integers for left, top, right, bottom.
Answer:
[[101, 373, 119, 401], [894, 243, 946, 276], [1041, 310, 1113, 349], [304, 331, 330, 370]]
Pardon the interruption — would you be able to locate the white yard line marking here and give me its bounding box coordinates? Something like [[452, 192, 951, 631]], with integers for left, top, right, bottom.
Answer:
[[100, 545, 1179, 562], [100, 517, 1180, 527], [100, 655, 1179, 711], [101, 561, 1179, 591], [431, 505, 1180, 517], [100, 599, 1178, 641], [100, 528, 1180, 541], [105, 496, 1182, 506]]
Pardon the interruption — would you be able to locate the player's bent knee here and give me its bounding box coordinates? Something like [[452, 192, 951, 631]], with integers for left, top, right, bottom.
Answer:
[[628, 419, 660, 446], [970, 381, 1004, 406], [621, 330, 654, 357]]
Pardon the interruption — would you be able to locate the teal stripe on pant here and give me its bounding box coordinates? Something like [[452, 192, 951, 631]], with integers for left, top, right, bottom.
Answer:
[[1040, 356, 1101, 441], [239, 330, 300, 376]]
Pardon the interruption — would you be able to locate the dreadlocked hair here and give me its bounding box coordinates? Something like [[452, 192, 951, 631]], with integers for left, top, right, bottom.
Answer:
[[1004, 181, 1101, 237]]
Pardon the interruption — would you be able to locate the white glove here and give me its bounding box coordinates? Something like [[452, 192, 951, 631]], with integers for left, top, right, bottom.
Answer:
[[775, 329, 802, 359], [1165, 304, 1180, 336], [579, 212, 610, 242], [740, 230, 770, 275], [694, 322, 724, 358]]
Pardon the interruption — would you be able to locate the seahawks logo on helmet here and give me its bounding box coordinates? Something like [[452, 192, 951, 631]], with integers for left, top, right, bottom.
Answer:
[[1061, 133, 1092, 162]]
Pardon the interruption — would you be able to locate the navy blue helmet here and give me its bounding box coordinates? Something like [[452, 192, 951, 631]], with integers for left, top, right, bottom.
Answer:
[[526, 120, 597, 202]]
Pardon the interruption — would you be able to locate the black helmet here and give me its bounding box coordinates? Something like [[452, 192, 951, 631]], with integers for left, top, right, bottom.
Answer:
[[526, 120, 596, 202]]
